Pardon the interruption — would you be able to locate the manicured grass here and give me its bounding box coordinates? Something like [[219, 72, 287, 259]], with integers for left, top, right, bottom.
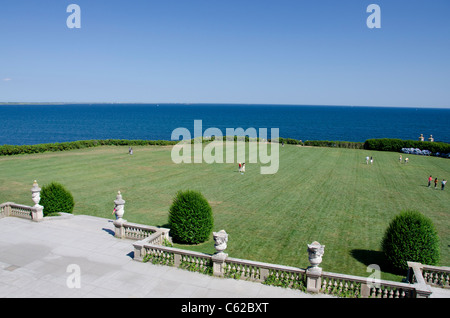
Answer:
[[0, 144, 448, 281]]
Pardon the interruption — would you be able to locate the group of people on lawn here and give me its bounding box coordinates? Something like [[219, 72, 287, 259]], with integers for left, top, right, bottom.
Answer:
[[365, 154, 446, 191], [428, 175, 447, 190]]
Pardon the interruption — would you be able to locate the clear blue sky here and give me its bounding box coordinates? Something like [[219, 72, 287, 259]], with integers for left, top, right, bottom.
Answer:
[[1, 0, 449, 107]]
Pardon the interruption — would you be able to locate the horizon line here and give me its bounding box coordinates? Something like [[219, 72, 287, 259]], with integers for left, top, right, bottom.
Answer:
[[1, 102, 449, 109]]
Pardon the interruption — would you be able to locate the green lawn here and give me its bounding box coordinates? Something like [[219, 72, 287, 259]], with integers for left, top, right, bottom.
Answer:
[[0, 144, 449, 281]]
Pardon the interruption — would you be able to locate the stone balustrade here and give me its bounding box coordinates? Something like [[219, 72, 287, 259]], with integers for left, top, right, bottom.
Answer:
[[131, 237, 440, 298], [422, 265, 450, 288], [408, 261, 450, 295], [0, 202, 43, 221]]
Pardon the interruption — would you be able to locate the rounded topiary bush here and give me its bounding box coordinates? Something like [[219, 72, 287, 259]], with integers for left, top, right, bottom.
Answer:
[[168, 190, 214, 244], [381, 210, 440, 272], [40, 182, 75, 216]]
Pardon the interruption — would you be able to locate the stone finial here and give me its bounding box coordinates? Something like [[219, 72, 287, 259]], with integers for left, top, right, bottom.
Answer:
[[307, 241, 325, 269], [428, 135, 434, 142], [113, 190, 125, 222], [419, 134, 424, 141]]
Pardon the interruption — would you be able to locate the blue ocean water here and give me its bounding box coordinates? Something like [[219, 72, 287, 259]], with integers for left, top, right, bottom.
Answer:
[[0, 104, 449, 145]]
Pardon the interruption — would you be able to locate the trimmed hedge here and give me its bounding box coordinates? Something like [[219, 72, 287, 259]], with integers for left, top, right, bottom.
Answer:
[[0, 139, 179, 156], [381, 210, 440, 272], [168, 190, 214, 244], [364, 138, 450, 154], [2, 137, 448, 156], [304, 140, 364, 149], [40, 182, 75, 216]]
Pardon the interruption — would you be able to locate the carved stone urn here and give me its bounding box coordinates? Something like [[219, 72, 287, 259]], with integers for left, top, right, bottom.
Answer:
[[213, 230, 228, 256], [307, 241, 325, 269], [31, 180, 42, 207]]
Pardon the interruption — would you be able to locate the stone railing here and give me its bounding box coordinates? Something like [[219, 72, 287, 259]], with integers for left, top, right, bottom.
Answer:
[[114, 221, 171, 244], [129, 232, 441, 298], [0, 180, 45, 221], [0, 202, 43, 221], [320, 271, 418, 298], [408, 261, 450, 290], [133, 240, 435, 298], [422, 265, 450, 288], [110, 190, 171, 244]]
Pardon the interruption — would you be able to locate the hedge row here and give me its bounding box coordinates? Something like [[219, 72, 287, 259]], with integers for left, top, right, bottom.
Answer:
[[0, 139, 179, 156], [303, 140, 365, 149], [363, 138, 450, 154], [1, 138, 449, 156]]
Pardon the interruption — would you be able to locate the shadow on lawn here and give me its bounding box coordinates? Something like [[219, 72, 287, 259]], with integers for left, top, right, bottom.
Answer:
[[350, 249, 404, 276]]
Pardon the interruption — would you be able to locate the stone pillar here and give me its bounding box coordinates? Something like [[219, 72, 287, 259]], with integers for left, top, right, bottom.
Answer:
[[306, 241, 325, 293], [113, 191, 126, 238], [132, 241, 145, 261], [212, 230, 228, 277], [30, 180, 44, 222]]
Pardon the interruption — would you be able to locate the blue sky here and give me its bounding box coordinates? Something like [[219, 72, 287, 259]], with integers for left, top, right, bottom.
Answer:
[[1, 0, 449, 107]]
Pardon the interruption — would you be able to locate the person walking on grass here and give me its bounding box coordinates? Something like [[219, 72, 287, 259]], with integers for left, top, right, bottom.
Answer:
[[370, 156, 373, 165], [442, 179, 447, 190], [428, 175, 432, 187], [399, 155, 402, 163], [434, 178, 438, 189], [238, 162, 242, 173], [366, 156, 369, 164]]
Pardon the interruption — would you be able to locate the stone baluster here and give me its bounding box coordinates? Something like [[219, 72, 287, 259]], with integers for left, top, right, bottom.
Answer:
[[30, 180, 44, 222], [212, 230, 228, 277]]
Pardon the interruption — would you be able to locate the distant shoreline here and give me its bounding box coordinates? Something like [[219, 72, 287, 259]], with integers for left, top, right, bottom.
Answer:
[[0, 102, 449, 109]]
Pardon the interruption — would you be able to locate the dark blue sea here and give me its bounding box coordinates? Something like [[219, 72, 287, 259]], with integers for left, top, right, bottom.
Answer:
[[0, 104, 449, 145]]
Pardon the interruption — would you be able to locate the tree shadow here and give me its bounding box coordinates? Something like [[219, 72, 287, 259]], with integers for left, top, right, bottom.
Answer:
[[350, 249, 404, 276]]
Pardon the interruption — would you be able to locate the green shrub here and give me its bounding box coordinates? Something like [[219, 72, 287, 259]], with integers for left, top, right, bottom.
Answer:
[[168, 190, 214, 244], [40, 182, 75, 216], [364, 138, 450, 154], [381, 210, 440, 272], [304, 140, 364, 149]]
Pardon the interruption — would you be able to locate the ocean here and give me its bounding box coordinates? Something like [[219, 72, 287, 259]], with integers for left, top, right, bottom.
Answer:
[[0, 104, 449, 145]]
